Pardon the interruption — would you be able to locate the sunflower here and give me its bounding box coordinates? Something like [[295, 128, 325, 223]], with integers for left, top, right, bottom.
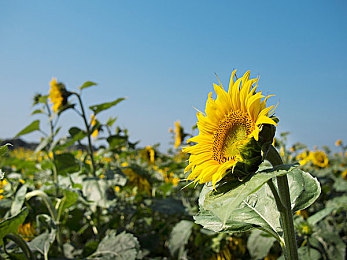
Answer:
[[90, 114, 99, 138], [174, 121, 183, 148], [310, 150, 328, 168], [183, 70, 277, 187], [48, 78, 70, 112]]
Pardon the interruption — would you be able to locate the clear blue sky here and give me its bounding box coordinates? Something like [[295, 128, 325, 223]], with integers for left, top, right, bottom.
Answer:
[[1, 1, 346, 152]]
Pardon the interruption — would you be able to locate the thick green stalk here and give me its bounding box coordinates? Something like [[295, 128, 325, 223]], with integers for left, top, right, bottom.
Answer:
[[73, 92, 97, 177], [266, 145, 298, 260], [3, 233, 36, 260], [46, 102, 59, 188], [25, 190, 64, 255]]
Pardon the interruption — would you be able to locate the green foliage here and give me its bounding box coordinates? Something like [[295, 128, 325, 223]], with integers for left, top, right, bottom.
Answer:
[[0, 143, 12, 157], [0, 208, 29, 245], [79, 81, 97, 90], [14, 120, 40, 137], [168, 220, 194, 259], [89, 97, 125, 115], [87, 230, 141, 259], [195, 165, 320, 243], [0, 78, 346, 259]]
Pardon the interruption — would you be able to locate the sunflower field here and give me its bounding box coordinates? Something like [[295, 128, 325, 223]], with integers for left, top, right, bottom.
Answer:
[[0, 75, 346, 260]]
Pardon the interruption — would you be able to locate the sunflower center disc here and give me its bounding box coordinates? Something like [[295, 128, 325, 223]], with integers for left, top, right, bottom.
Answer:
[[213, 111, 254, 163]]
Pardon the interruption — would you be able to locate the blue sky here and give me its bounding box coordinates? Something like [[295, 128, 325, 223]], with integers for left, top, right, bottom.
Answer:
[[1, 1, 346, 152]]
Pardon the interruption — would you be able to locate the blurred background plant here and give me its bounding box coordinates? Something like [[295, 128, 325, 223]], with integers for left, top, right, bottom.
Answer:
[[0, 80, 346, 259]]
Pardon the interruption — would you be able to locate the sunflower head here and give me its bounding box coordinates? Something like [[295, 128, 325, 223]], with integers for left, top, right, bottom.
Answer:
[[49, 78, 71, 113], [310, 150, 328, 168], [183, 70, 277, 188], [174, 121, 183, 148]]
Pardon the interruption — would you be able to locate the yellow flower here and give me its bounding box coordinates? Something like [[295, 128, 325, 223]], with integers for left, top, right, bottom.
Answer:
[[296, 151, 311, 166], [90, 114, 99, 138], [122, 168, 151, 195], [145, 146, 156, 164], [48, 78, 69, 113], [183, 70, 277, 187], [0, 179, 8, 189], [296, 209, 309, 219], [121, 161, 129, 167], [310, 150, 328, 168], [209, 236, 246, 260], [174, 121, 182, 148], [18, 222, 36, 241], [341, 169, 347, 180], [335, 139, 343, 147]]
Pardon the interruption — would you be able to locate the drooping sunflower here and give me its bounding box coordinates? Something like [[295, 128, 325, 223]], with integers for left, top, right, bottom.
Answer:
[[183, 70, 277, 187], [48, 78, 70, 113], [174, 121, 183, 149]]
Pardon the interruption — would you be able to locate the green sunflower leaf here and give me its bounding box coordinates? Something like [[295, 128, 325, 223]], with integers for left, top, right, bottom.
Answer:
[[54, 153, 80, 176], [168, 220, 194, 259], [289, 168, 321, 212], [0, 143, 12, 157], [88, 230, 140, 259], [247, 229, 276, 259], [195, 165, 321, 241], [15, 120, 40, 137], [0, 207, 29, 246], [11, 185, 28, 216], [79, 81, 97, 90], [89, 97, 125, 115]]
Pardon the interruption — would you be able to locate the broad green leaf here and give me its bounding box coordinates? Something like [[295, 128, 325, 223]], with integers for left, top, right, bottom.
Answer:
[[326, 195, 347, 210], [89, 230, 140, 260], [69, 127, 87, 141], [55, 153, 80, 176], [333, 176, 347, 192], [83, 176, 127, 211], [202, 166, 289, 227], [247, 229, 276, 259], [194, 207, 254, 233], [10, 185, 28, 216], [57, 188, 80, 220], [28, 215, 56, 258], [0, 207, 29, 245], [79, 81, 97, 90], [107, 134, 128, 149], [15, 120, 40, 137], [53, 127, 87, 151], [0, 143, 12, 156], [89, 97, 125, 115], [168, 220, 194, 259], [195, 165, 320, 241], [289, 169, 321, 212], [307, 207, 334, 226], [293, 246, 321, 260]]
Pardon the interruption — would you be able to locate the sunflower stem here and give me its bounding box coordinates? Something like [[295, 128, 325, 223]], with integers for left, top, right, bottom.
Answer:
[[72, 92, 97, 177], [45, 100, 60, 199], [266, 145, 298, 260]]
